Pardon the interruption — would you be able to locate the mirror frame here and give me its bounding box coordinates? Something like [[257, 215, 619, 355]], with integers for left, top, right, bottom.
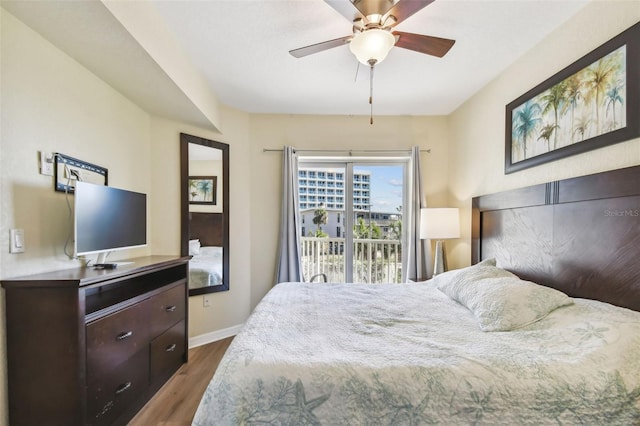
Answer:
[[180, 133, 230, 295]]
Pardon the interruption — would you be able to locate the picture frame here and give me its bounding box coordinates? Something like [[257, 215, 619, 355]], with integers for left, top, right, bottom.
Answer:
[[505, 22, 639, 174], [188, 176, 217, 205]]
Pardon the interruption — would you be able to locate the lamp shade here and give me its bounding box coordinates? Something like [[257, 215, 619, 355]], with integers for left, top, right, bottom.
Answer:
[[420, 208, 460, 240], [349, 28, 395, 65]]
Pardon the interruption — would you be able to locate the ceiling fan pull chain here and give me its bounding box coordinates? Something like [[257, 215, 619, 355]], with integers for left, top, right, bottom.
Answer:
[[369, 59, 376, 125]]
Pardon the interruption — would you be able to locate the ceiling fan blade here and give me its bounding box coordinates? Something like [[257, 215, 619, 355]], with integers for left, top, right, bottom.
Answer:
[[384, 0, 435, 27], [324, 0, 365, 23], [393, 31, 455, 57], [289, 36, 352, 58]]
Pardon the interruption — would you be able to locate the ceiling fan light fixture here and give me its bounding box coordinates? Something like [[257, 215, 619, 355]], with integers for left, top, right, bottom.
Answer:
[[349, 28, 395, 65]]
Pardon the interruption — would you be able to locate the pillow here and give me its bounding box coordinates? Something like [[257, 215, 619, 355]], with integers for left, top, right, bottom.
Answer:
[[414, 258, 501, 284], [431, 258, 513, 287], [199, 246, 223, 258], [434, 262, 573, 331], [188, 239, 201, 256]]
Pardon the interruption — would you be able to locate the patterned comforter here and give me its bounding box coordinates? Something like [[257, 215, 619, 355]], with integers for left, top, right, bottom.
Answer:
[[193, 282, 640, 425]]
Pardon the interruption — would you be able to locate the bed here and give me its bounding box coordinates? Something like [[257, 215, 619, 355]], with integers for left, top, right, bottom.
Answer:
[[188, 212, 225, 289], [193, 165, 640, 425], [189, 243, 223, 288]]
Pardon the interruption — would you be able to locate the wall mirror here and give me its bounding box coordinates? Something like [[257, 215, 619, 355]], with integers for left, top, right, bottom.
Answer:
[[180, 133, 229, 295]]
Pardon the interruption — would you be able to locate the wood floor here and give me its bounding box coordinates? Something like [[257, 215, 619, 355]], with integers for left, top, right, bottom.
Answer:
[[129, 336, 234, 426]]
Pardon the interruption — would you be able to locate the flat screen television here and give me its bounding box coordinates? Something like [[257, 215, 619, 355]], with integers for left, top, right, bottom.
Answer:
[[74, 181, 147, 264]]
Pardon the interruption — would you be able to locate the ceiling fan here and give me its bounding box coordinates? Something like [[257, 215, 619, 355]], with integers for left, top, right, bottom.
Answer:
[[289, 0, 456, 65], [289, 0, 455, 124]]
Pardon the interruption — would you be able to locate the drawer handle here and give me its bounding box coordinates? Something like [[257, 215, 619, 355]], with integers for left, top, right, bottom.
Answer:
[[116, 331, 133, 341], [115, 381, 132, 395], [165, 305, 177, 313], [165, 343, 177, 352]]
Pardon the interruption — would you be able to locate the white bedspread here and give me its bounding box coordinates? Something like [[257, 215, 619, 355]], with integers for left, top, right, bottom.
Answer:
[[189, 247, 223, 288], [193, 282, 640, 425]]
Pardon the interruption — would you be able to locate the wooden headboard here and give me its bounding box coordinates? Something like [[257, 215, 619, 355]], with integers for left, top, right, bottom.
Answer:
[[472, 165, 640, 312], [189, 212, 224, 247]]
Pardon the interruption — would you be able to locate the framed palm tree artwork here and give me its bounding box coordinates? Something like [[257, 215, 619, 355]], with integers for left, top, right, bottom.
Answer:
[[505, 22, 639, 174], [188, 176, 217, 205]]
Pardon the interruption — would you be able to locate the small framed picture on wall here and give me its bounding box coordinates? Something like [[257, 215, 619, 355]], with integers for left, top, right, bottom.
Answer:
[[188, 176, 217, 205]]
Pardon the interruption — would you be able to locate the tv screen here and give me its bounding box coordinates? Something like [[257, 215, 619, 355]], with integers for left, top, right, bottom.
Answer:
[[74, 181, 147, 257]]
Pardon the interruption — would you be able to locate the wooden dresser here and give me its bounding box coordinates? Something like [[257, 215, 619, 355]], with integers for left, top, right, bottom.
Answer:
[[1, 255, 189, 426]]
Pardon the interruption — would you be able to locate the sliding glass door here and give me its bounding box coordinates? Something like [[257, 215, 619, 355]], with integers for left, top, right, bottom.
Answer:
[[298, 158, 407, 283], [298, 164, 347, 282]]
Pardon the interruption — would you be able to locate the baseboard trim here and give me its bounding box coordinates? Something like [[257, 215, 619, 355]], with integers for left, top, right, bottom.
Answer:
[[188, 324, 244, 349]]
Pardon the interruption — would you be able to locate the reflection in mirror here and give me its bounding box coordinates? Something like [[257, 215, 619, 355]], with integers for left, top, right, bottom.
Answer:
[[180, 133, 229, 295]]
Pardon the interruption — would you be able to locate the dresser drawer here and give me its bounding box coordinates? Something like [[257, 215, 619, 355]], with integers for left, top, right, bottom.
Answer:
[[150, 283, 185, 337], [150, 319, 186, 383], [86, 299, 150, 382], [86, 348, 149, 426]]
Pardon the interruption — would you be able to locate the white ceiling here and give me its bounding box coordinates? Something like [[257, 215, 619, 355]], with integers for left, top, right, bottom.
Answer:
[[3, 0, 590, 123]]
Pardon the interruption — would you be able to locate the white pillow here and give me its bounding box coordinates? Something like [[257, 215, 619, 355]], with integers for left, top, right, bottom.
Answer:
[[413, 258, 499, 284], [434, 261, 573, 331], [199, 246, 223, 258], [188, 239, 201, 255]]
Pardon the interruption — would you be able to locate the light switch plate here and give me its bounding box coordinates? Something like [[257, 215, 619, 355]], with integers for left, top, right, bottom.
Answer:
[[10, 229, 25, 253], [39, 151, 54, 176]]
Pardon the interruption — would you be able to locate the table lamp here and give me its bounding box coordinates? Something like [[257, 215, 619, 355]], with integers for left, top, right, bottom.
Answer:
[[420, 208, 460, 276]]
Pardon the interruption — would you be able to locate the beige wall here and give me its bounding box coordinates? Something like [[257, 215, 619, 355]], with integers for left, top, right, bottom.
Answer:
[[248, 114, 450, 308], [149, 110, 252, 338], [0, 10, 153, 425], [1, 10, 153, 277], [447, 1, 640, 269]]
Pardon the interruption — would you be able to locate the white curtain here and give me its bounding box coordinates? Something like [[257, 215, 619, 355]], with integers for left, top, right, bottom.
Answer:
[[403, 146, 430, 281], [275, 146, 303, 283]]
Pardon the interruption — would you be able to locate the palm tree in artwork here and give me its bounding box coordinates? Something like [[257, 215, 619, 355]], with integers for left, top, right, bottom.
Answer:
[[562, 74, 582, 144], [189, 179, 199, 201], [197, 180, 212, 202], [582, 49, 623, 135], [512, 100, 542, 160], [605, 82, 624, 130], [573, 114, 592, 142], [538, 124, 559, 152], [540, 81, 566, 150]]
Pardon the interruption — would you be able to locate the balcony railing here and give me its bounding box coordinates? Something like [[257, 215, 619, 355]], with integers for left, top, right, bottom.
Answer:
[[301, 237, 402, 284]]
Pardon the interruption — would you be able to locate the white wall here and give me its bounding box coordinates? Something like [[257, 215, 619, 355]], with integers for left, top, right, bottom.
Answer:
[[0, 9, 154, 425], [447, 1, 640, 269]]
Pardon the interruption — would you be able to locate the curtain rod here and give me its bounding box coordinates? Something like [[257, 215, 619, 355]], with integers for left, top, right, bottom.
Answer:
[[262, 148, 431, 154]]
